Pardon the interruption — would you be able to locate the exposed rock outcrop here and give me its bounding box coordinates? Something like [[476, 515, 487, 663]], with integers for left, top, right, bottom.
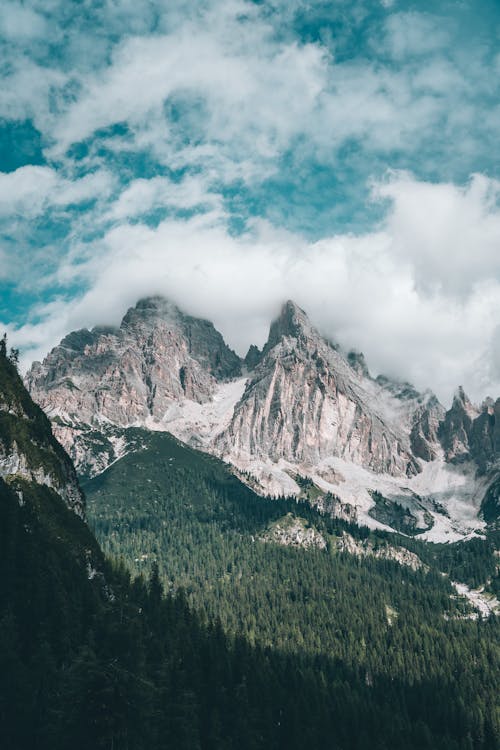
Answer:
[[215, 301, 420, 478], [24, 295, 500, 535], [410, 395, 446, 462], [0, 355, 85, 517], [260, 514, 327, 550], [26, 297, 241, 451], [315, 492, 358, 524], [439, 387, 479, 463], [333, 532, 426, 572], [244, 344, 262, 370]]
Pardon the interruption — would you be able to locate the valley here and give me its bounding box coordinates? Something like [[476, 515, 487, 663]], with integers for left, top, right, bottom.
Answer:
[[0, 310, 499, 748]]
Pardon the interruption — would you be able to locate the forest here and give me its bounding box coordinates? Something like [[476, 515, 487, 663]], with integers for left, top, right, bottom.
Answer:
[[84, 429, 500, 746]]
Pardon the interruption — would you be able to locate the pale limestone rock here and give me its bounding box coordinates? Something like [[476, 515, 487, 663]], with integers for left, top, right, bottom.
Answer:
[[26, 297, 241, 468], [439, 387, 479, 462], [314, 492, 358, 524], [215, 301, 420, 478], [333, 532, 425, 572], [24, 296, 500, 533], [0, 440, 85, 518], [0, 393, 85, 517], [260, 514, 327, 550]]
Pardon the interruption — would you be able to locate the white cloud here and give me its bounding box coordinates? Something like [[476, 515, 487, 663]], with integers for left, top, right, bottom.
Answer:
[[35, 1, 484, 183], [0, 166, 115, 217], [105, 174, 222, 221], [0, 1, 47, 40], [373, 172, 500, 298], [8, 171, 500, 406], [2, 0, 499, 413], [1, 0, 494, 197], [49, 19, 329, 160], [381, 12, 450, 59]]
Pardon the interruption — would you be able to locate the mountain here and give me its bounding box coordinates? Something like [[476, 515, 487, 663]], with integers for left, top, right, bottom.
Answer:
[[26, 296, 242, 475], [7, 330, 500, 749], [26, 297, 500, 540]]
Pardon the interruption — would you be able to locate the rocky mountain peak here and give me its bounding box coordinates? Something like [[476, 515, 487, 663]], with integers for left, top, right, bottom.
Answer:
[[467, 396, 500, 473], [24, 296, 500, 534], [121, 295, 180, 329], [439, 386, 479, 463], [60, 328, 104, 352], [264, 300, 318, 351], [216, 301, 420, 478], [25, 296, 242, 444], [454, 386, 478, 417], [119, 296, 242, 380], [244, 344, 262, 370]]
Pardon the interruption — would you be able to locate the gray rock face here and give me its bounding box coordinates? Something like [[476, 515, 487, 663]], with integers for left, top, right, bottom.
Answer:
[[469, 398, 500, 472], [215, 301, 420, 478], [439, 387, 479, 462], [0, 441, 84, 516], [315, 493, 358, 524], [347, 351, 370, 378], [0, 358, 85, 517], [410, 395, 446, 462], [24, 295, 500, 532], [26, 297, 242, 432], [333, 532, 425, 572], [375, 376, 446, 462], [244, 344, 262, 370]]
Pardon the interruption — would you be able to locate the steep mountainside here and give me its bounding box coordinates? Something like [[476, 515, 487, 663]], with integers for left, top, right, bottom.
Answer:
[[1, 352, 87, 520], [215, 301, 420, 476], [0, 349, 104, 589], [26, 297, 241, 473], [26, 296, 500, 539]]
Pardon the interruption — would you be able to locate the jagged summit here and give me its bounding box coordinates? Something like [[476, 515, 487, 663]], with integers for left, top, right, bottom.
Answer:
[[244, 344, 262, 370], [24, 296, 500, 538], [216, 299, 420, 478], [121, 296, 190, 334], [28, 295, 241, 408], [264, 300, 313, 348]]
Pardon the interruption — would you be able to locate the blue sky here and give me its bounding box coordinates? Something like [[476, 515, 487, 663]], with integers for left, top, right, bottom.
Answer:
[[1, 0, 500, 402]]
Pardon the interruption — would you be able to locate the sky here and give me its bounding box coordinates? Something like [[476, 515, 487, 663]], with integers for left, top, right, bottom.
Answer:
[[1, 0, 500, 405]]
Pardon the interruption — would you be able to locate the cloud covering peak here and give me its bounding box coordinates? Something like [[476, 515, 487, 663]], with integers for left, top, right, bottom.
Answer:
[[0, 0, 499, 405]]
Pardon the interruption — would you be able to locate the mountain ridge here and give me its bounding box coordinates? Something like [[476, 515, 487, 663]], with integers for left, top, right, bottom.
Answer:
[[25, 295, 500, 541]]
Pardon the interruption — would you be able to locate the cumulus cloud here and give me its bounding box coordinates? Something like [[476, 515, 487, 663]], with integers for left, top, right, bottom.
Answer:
[[105, 174, 222, 221], [0, 1, 47, 40], [381, 12, 450, 59], [1, 0, 500, 410], [0, 166, 114, 217], [373, 172, 500, 297], [24, 0, 489, 177], [7, 171, 500, 406], [49, 17, 329, 161]]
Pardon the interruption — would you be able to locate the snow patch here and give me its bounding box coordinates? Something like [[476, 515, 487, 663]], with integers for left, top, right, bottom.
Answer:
[[146, 377, 248, 448], [451, 581, 500, 619], [213, 451, 487, 542]]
